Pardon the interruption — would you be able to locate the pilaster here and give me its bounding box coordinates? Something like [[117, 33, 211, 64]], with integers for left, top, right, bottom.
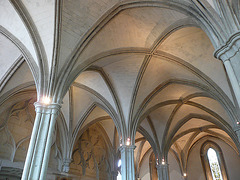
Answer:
[[21, 102, 61, 180], [119, 145, 135, 180]]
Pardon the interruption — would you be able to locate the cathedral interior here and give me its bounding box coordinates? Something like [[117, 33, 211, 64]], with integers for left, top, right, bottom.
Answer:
[[1, 0, 240, 180]]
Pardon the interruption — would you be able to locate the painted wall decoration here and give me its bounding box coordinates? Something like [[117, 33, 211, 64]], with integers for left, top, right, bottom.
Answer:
[[70, 124, 111, 180]]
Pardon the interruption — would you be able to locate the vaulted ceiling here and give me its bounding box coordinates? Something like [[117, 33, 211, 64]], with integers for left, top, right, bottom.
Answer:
[[0, 0, 240, 176]]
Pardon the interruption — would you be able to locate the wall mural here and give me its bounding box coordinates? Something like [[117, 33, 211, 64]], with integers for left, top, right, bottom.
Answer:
[[70, 124, 112, 180], [0, 97, 35, 162]]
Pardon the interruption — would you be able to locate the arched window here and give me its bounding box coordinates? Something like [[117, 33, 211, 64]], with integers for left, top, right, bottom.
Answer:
[[201, 141, 228, 180], [207, 148, 223, 180]]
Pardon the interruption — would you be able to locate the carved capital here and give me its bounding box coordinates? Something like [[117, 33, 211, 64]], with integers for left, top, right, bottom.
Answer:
[[233, 125, 240, 141], [62, 158, 72, 173], [214, 31, 240, 62], [233, 125, 240, 132], [34, 102, 61, 114], [111, 170, 119, 177], [156, 163, 169, 170], [118, 145, 136, 152]]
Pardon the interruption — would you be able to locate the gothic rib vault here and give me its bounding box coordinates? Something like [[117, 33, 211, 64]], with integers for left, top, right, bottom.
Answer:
[[1, 0, 240, 180]]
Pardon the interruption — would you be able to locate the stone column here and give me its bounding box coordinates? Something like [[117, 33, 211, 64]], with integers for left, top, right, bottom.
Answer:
[[223, 58, 240, 106], [214, 33, 240, 144], [119, 145, 135, 180], [21, 102, 61, 180], [156, 164, 169, 180], [214, 34, 240, 108]]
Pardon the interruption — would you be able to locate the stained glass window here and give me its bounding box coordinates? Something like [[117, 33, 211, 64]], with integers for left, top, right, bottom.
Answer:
[[207, 148, 223, 180]]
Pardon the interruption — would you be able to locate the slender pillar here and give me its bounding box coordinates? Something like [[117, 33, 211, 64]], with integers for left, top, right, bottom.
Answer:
[[156, 164, 169, 180], [119, 145, 135, 180], [214, 34, 240, 144], [21, 102, 61, 180], [223, 59, 240, 107]]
